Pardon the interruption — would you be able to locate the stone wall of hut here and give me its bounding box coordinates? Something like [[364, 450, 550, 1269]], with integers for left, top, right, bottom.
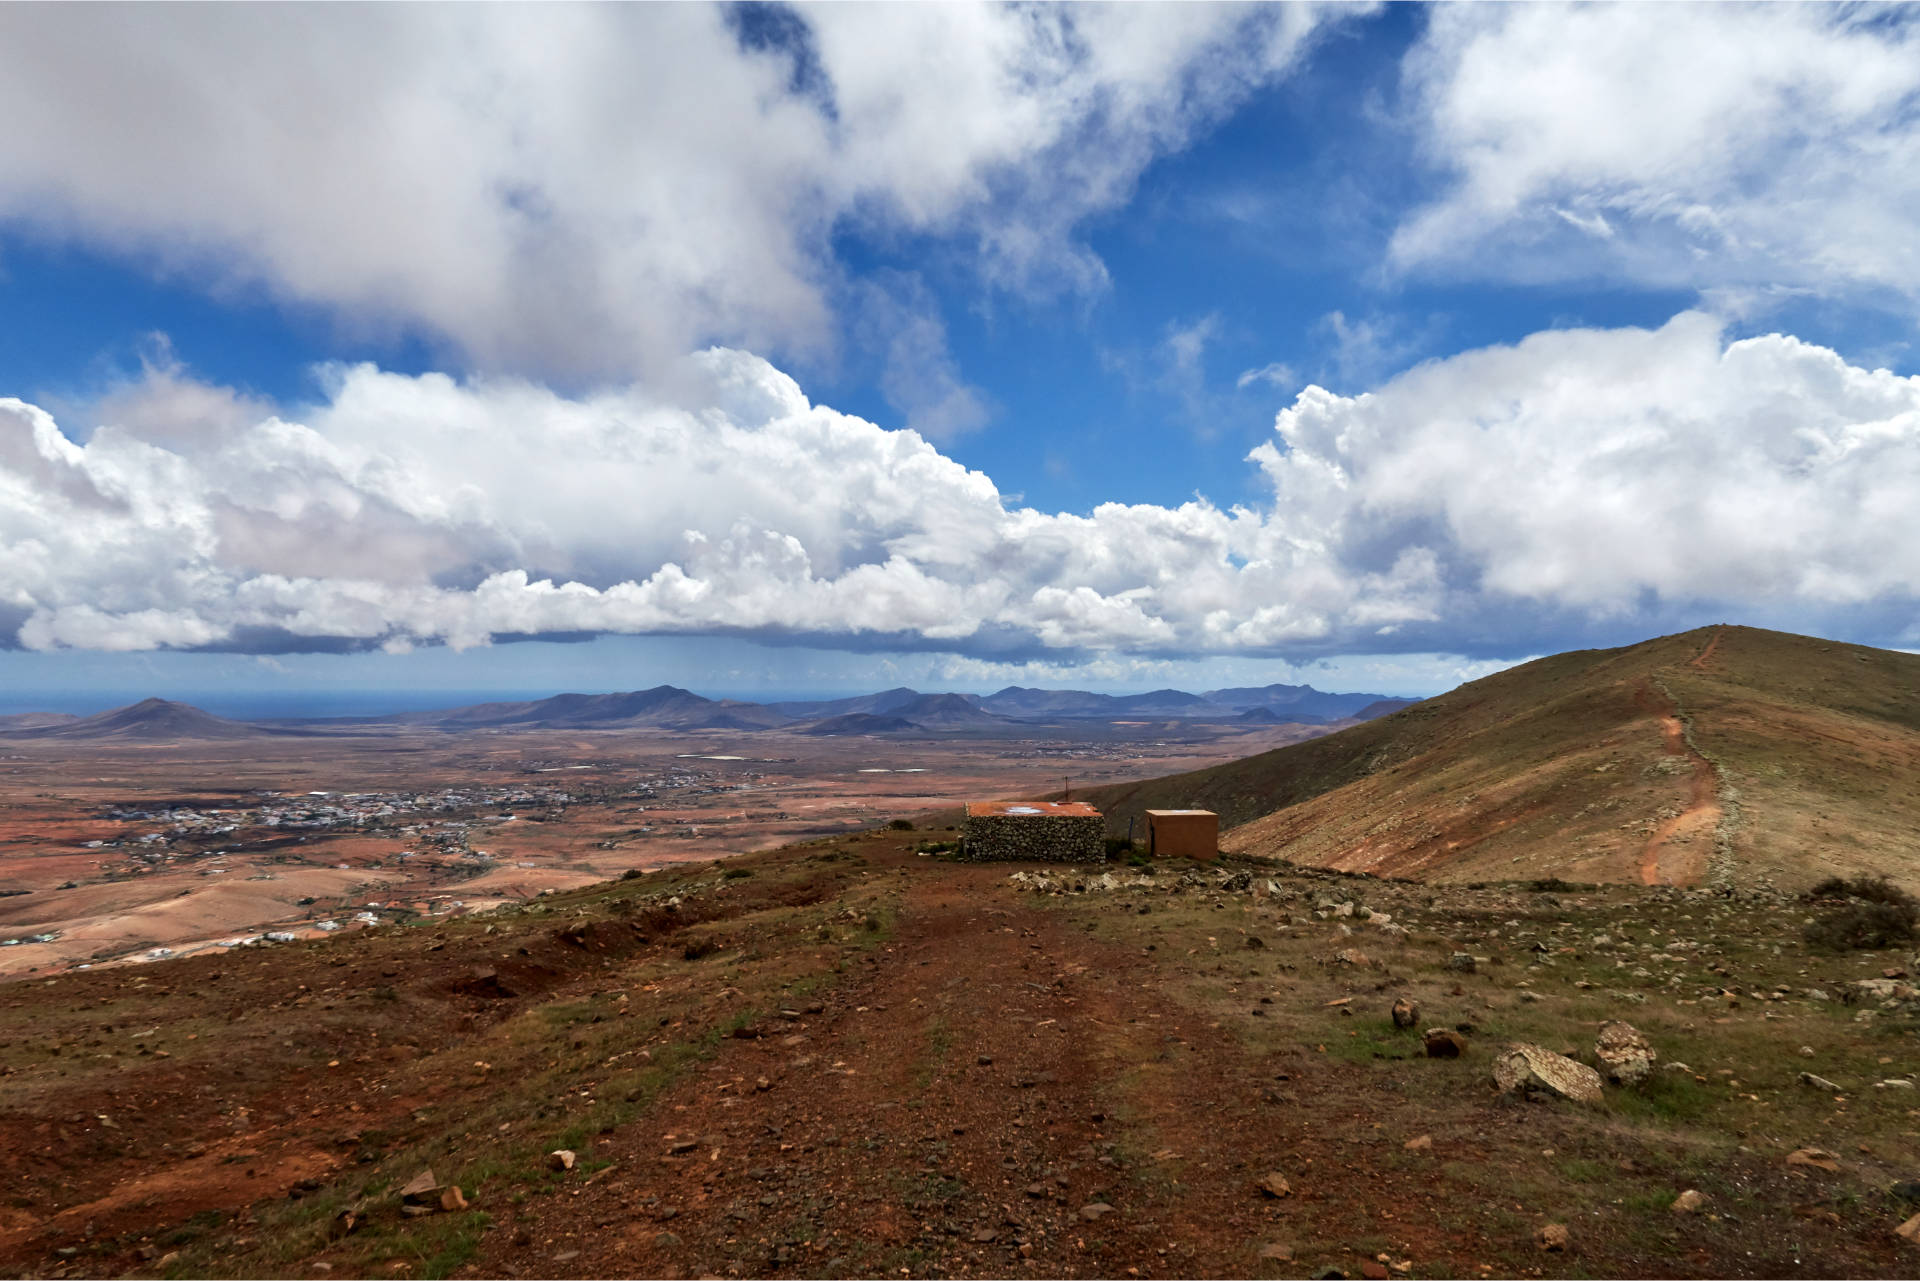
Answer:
[[959, 814, 1105, 863]]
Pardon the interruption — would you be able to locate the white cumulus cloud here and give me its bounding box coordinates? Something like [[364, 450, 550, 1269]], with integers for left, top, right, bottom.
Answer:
[[1396, 4, 1920, 306], [3, 313, 1919, 660], [0, 2, 1350, 384]]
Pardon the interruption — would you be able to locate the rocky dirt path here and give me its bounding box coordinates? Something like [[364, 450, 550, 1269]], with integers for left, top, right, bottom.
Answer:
[[1637, 677, 1722, 887], [459, 866, 1364, 1280]]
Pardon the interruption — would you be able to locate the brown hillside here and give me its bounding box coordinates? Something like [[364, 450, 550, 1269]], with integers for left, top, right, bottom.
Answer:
[[1089, 626, 1920, 889], [6, 830, 1920, 1280]]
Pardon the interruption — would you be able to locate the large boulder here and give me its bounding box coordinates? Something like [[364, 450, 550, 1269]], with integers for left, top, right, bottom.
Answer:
[[1594, 1021, 1656, 1086], [1493, 1043, 1604, 1104]]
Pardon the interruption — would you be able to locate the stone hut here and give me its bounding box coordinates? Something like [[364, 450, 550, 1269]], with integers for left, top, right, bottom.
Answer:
[[1144, 809, 1219, 860], [960, 801, 1105, 863]]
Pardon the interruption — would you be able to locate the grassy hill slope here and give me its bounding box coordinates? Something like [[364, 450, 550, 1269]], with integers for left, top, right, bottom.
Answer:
[[1088, 626, 1920, 889]]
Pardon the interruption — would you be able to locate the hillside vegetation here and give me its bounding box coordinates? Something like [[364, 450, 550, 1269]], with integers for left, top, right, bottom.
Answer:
[[1090, 626, 1920, 889]]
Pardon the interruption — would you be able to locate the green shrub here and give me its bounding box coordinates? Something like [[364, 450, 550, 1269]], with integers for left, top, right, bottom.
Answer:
[[888, 819, 915, 831], [1803, 876, 1918, 950], [1807, 874, 1910, 905]]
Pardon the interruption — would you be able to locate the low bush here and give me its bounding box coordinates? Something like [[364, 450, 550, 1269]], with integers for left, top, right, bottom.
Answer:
[[1807, 873, 1910, 905], [887, 819, 915, 831], [1803, 875, 1918, 951]]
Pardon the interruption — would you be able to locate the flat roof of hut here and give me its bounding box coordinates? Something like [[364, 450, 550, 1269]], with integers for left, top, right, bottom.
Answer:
[[965, 801, 1103, 818]]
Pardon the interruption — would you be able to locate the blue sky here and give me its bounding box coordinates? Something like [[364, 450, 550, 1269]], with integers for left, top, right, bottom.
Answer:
[[1, 3, 1918, 713]]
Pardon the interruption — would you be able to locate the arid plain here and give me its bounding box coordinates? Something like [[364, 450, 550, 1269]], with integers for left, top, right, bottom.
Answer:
[[0, 719, 1325, 979]]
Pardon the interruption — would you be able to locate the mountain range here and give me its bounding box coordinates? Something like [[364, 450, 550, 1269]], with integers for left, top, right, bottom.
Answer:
[[0, 680, 1413, 740]]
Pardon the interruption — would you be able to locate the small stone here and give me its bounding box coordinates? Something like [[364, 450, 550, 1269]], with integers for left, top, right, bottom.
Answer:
[[398, 1169, 440, 1204], [1403, 1135, 1432, 1151], [667, 1140, 698, 1156], [1536, 1223, 1570, 1252], [549, 1149, 578, 1171], [1080, 1202, 1115, 1221], [1786, 1148, 1841, 1172], [1258, 1244, 1293, 1261], [1799, 1072, 1843, 1092], [1672, 1189, 1705, 1214], [1896, 1213, 1920, 1245], [972, 1227, 999, 1243], [439, 1186, 468, 1212], [1391, 998, 1418, 1029], [1360, 1261, 1390, 1279], [1257, 1172, 1291, 1198], [1423, 1028, 1467, 1058], [1448, 952, 1476, 974]]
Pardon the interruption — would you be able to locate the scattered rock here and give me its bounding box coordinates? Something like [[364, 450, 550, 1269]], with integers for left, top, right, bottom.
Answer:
[[1258, 1244, 1293, 1261], [328, 1209, 360, 1240], [1448, 952, 1476, 974], [1786, 1148, 1841, 1173], [1594, 1020, 1656, 1087], [1799, 1072, 1844, 1093], [1359, 1261, 1390, 1279], [1493, 1043, 1604, 1104], [1896, 1213, 1920, 1246], [1423, 1028, 1467, 1058], [1890, 1181, 1920, 1204], [398, 1169, 440, 1205], [1080, 1202, 1115, 1221], [1671, 1189, 1705, 1214], [439, 1186, 468, 1212], [972, 1227, 999, 1243], [1257, 1172, 1292, 1198], [549, 1149, 578, 1171], [667, 1140, 698, 1156], [1335, 948, 1373, 968], [1536, 1223, 1570, 1251], [1391, 998, 1419, 1029], [1403, 1135, 1432, 1151]]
